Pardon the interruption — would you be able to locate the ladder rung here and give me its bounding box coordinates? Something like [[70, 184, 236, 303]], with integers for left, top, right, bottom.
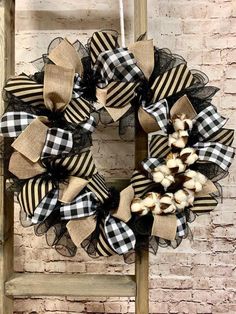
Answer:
[[5, 273, 136, 297]]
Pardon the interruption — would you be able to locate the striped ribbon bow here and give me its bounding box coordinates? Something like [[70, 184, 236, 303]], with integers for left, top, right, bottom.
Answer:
[[4, 71, 92, 126], [68, 212, 136, 257], [16, 150, 110, 224], [142, 95, 235, 173]]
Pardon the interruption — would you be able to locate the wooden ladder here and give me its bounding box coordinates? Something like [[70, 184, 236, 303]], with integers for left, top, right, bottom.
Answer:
[[0, 1, 149, 313]]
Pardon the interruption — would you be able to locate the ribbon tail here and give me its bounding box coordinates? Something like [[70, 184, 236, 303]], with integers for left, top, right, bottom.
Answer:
[[105, 214, 136, 255]]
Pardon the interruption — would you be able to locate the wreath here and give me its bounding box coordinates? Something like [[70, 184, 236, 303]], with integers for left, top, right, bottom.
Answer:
[[0, 31, 234, 262]]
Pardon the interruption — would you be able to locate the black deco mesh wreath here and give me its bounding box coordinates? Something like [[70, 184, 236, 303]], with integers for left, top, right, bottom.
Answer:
[[0, 30, 234, 263]]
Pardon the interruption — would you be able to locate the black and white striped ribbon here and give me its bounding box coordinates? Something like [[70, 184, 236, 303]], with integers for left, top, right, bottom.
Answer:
[[131, 170, 157, 198], [100, 81, 139, 108], [4, 74, 44, 106], [89, 31, 119, 65], [151, 63, 194, 102]]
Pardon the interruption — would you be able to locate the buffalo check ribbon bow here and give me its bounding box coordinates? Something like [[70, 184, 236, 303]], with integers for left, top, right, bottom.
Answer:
[[2, 32, 160, 124], [142, 95, 235, 173], [131, 95, 235, 242], [67, 184, 136, 256]]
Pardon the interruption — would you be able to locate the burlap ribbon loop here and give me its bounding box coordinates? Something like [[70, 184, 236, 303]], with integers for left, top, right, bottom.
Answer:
[[48, 38, 83, 75], [43, 64, 75, 112]]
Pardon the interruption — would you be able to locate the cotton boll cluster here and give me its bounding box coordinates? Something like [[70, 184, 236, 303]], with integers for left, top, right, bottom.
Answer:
[[159, 193, 176, 213], [183, 170, 208, 192], [131, 189, 196, 216], [151, 149, 199, 190], [174, 189, 194, 211]]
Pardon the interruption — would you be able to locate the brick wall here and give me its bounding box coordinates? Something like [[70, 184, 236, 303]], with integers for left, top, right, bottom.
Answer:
[[13, 0, 236, 313]]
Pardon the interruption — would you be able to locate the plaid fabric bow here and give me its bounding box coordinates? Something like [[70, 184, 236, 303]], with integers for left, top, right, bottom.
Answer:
[[3, 72, 92, 126], [143, 96, 235, 172], [17, 150, 110, 224]]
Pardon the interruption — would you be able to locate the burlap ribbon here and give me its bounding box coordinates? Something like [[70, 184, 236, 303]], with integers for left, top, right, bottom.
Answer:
[[66, 184, 136, 255], [132, 95, 235, 240]]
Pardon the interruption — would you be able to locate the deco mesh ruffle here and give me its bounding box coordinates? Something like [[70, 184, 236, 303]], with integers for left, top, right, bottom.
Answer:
[[0, 30, 235, 263]]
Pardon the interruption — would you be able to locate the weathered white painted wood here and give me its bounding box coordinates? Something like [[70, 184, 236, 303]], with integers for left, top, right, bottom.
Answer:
[[5, 273, 136, 297]]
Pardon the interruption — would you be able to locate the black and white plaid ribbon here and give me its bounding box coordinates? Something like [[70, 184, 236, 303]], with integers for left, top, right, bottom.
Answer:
[[176, 213, 187, 237], [142, 157, 162, 173], [60, 191, 97, 220], [193, 105, 227, 140], [31, 189, 97, 224], [0, 112, 37, 137], [142, 100, 169, 132], [31, 189, 59, 224], [193, 142, 235, 171], [79, 116, 96, 133], [105, 214, 136, 255], [41, 128, 73, 159], [73, 74, 83, 99], [94, 48, 144, 88]]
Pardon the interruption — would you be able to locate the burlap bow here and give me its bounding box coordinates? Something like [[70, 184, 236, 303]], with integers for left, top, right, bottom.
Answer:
[[131, 95, 235, 241], [143, 95, 235, 172], [67, 185, 136, 256]]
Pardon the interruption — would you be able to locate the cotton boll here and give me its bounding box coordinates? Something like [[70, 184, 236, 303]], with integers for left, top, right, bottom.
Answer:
[[142, 192, 159, 208], [157, 165, 171, 175], [172, 114, 193, 131], [152, 165, 174, 189], [166, 154, 186, 173], [131, 198, 144, 213], [174, 189, 189, 210], [152, 171, 164, 183], [162, 175, 175, 189], [168, 130, 189, 148], [160, 193, 176, 214], [183, 170, 207, 192], [195, 181, 203, 192], [140, 207, 150, 216], [183, 179, 195, 190], [152, 202, 162, 215], [197, 172, 208, 185], [180, 147, 198, 165], [185, 169, 197, 178]]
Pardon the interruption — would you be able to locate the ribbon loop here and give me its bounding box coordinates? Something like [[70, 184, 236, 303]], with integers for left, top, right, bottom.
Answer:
[[0, 112, 37, 137], [151, 63, 194, 103], [94, 48, 144, 88], [90, 31, 119, 65], [43, 64, 75, 112], [194, 142, 235, 171], [60, 191, 97, 220], [105, 214, 136, 255], [4, 74, 44, 106], [193, 105, 227, 140], [41, 128, 73, 159]]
